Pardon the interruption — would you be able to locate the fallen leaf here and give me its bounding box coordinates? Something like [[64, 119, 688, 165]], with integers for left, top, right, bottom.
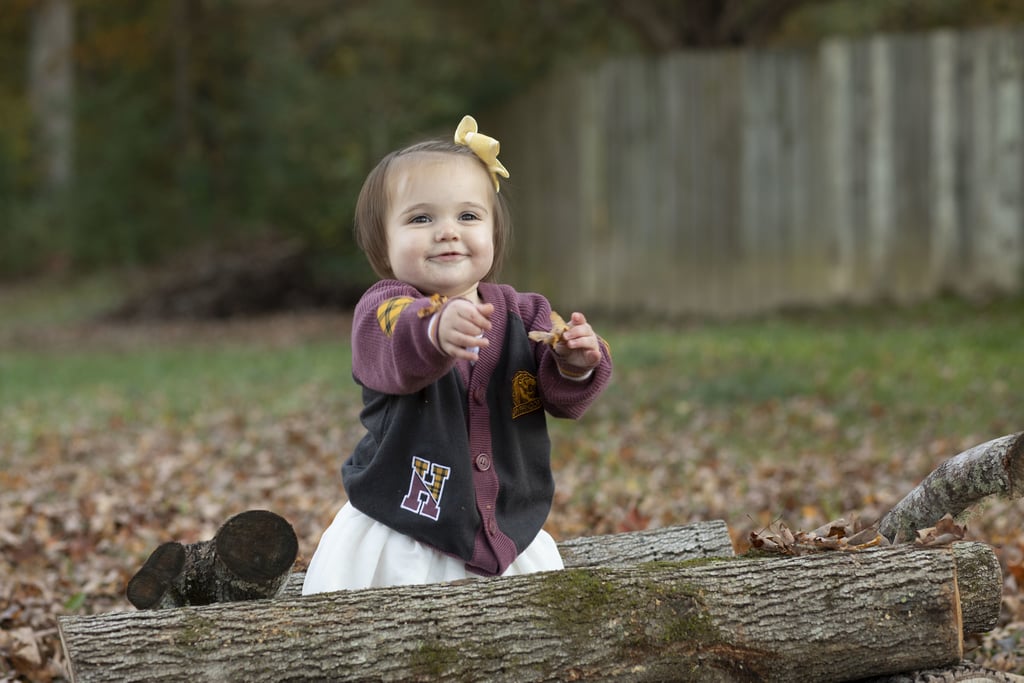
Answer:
[[529, 311, 569, 348], [915, 513, 967, 547], [5, 627, 43, 668]]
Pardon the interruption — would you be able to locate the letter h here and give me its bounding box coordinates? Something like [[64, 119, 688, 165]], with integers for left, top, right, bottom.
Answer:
[[400, 457, 451, 521]]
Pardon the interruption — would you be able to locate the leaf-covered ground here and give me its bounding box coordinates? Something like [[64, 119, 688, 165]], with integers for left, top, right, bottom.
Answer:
[[2, 293, 1024, 681]]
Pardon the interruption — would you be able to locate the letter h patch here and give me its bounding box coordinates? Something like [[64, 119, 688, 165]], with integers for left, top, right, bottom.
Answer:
[[400, 456, 451, 521]]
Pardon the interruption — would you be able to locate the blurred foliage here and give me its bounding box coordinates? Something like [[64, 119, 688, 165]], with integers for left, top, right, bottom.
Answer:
[[1, 0, 638, 286], [1, 0, 1023, 286], [774, 0, 1024, 44]]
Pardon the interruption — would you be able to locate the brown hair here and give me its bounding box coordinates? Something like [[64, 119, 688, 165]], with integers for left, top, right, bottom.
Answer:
[[353, 139, 512, 282]]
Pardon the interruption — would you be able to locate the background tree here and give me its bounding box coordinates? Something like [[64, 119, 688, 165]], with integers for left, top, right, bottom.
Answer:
[[2, 0, 1024, 305], [28, 0, 73, 199]]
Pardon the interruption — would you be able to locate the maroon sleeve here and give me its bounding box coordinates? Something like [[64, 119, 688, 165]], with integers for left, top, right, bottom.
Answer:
[[516, 289, 613, 420], [351, 280, 456, 395]]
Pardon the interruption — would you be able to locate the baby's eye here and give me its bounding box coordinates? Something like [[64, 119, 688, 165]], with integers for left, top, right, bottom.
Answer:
[[459, 212, 480, 221], [410, 215, 431, 224]]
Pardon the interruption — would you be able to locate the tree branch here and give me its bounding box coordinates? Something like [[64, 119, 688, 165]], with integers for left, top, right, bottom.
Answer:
[[879, 432, 1024, 543]]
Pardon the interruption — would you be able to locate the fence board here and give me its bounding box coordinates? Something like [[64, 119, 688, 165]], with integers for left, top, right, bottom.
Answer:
[[930, 31, 959, 292], [492, 27, 1024, 317]]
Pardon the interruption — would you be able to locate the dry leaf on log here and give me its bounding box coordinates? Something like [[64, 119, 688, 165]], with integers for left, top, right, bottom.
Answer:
[[750, 512, 968, 556], [749, 517, 888, 555], [915, 513, 967, 547]]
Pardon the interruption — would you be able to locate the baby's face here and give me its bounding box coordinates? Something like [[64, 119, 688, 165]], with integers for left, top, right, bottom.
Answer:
[[385, 152, 496, 301]]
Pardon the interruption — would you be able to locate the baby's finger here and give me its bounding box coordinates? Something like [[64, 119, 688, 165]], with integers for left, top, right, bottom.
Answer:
[[569, 311, 587, 326], [462, 306, 492, 333], [564, 324, 593, 345]]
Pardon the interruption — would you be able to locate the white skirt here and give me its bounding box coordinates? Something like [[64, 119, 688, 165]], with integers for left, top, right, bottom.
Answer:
[[302, 502, 564, 595]]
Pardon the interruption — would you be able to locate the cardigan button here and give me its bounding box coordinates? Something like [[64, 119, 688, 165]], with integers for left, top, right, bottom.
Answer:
[[472, 387, 486, 404], [475, 453, 491, 471], [487, 519, 498, 535]]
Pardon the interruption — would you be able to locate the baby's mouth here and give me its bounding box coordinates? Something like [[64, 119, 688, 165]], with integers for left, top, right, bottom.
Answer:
[[431, 251, 467, 261]]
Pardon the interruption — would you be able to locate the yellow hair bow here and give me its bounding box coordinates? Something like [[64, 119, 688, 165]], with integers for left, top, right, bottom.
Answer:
[[454, 115, 509, 193]]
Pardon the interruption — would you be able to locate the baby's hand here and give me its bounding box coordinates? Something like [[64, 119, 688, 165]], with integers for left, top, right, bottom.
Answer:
[[436, 299, 493, 361], [554, 312, 602, 371]]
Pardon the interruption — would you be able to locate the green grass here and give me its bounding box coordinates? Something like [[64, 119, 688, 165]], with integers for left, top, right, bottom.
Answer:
[[554, 294, 1023, 462], [0, 342, 349, 422], [0, 336, 351, 464], [1, 277, 1021, 467], [0, 274, 352, 446], [612, 310, 1016, 412]]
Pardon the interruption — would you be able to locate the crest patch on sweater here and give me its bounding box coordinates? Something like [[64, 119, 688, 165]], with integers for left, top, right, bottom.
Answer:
[[400, 456, 451, 521], [511, 370, 542, 418], [376, 297, 414, 337]]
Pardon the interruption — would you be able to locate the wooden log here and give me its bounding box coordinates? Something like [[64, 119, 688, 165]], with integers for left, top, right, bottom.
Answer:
[[126, 510, 298, 609], [557, 519, 736, 566], [277, 519, 736, 599], [59, 542, 1000, 683], [879, 432, 1024, 543]]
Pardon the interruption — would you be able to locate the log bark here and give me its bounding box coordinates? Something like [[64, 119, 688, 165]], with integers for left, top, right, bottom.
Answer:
[[277, 519, 735, 599], [557, 519, 736, 566], [59, 542, 1000, 683], [879, 432, 1024, 543]]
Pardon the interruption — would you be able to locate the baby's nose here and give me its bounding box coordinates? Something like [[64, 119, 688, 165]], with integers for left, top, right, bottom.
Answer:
[[435, 221, 458, 240]]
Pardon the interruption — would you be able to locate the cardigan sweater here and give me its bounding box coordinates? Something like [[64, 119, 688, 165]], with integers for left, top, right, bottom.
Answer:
[[342, 280, 613, 576]]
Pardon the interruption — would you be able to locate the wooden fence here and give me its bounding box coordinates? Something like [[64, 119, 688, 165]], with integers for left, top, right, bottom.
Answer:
[[490, 26, 1024, 317]]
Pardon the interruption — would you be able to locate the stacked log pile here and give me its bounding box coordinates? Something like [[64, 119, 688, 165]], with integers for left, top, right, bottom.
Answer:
[[58, 432, 1024, 682]]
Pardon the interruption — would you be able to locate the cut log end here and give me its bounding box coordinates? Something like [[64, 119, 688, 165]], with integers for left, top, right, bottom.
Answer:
[[215, 510, 298, 582], [125, 541, 186, 609], [953, 542, 1003, 634]]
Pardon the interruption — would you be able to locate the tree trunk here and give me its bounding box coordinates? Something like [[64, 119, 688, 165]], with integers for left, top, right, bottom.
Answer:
[[879, 432, 1024, 543], [173, 0, 198, 157], [28, 0, 74, 194], [59, 542, 999, 683]]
